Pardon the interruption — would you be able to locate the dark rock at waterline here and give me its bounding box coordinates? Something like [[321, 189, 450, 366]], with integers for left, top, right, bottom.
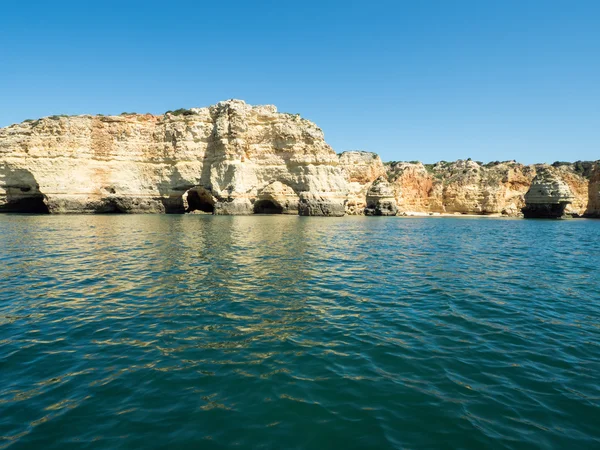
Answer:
[[522, 168, 574, 219], [365, 176, 398, 216]]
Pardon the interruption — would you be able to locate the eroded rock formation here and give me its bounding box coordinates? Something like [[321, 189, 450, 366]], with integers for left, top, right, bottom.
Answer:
[[386, 162, 437, 213], [338, 151, 386, 215], [0, 100, 597, 218], [0, 100, 347, 216], [364, 176, 398, 216], [522, 167, 575, 218], [255, 181, 299, 214], [0, 163, 49, 213], [586, 165, 600, 217], [381, 160, 592, 217]]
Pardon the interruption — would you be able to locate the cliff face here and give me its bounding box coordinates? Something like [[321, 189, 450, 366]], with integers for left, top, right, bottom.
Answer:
[[587, 165, 600, 217], [338, 151, 386, 215], [386, 163, 437, 213], [0, 100, 347, 215], [0, 100, 597, 218], [385, 160, 533, 215], [382, 161, 591, 217], [523, 167, 575, 218], [550, 166, 589, 216], [364, 176, 397, 216]]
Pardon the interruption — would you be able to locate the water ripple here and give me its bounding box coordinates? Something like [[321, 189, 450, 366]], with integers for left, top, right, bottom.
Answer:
[[0, 215, 599, 449]]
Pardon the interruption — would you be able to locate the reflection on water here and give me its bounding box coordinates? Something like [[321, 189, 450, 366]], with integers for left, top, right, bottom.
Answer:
[[0, 215, 599, 449]]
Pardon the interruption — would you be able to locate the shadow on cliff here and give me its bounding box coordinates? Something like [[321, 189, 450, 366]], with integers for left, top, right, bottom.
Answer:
[[0, 164, 49, 213], [156, 117, 227, 214], [157, 112, 300, 214], [158, 164, 216, 214], [196, 117, 233, 204]]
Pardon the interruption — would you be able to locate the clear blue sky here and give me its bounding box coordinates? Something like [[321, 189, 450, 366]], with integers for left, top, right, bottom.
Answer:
[[1, 0, 598, 163]]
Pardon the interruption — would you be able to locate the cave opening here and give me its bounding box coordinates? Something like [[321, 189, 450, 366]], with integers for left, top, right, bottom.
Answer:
[[2, 195, 50, 214], [186, 189, 215, 214], [98, 200, 127, 213], [254, 200, 283, 214], [0, 168, 50, 214]]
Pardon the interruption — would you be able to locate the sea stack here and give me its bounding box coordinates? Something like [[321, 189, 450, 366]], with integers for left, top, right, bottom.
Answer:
[[522, 167, 574, 218], [364, 176, 398, 216]]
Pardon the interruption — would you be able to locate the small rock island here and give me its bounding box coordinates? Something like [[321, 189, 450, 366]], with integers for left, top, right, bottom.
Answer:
[[522, 169, 575, 219], [1, 100, 598, 218]]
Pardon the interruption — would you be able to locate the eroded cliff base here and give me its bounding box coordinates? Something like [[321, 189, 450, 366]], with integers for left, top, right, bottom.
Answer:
[[1, 101, 599, 218]]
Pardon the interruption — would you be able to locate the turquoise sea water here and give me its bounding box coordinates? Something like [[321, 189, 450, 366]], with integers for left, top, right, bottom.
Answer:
[[0, 215, 599, 449]]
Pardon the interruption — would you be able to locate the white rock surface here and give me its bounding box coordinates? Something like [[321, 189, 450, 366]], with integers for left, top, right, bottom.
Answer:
[[338, 151, 386, 215], [365, 176, 398, 216], [523, 167, 575, 218], [0, 100, 348, 215]]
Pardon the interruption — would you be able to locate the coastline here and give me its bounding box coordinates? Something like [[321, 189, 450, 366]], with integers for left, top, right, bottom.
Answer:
[[1, 101, 599, 218]]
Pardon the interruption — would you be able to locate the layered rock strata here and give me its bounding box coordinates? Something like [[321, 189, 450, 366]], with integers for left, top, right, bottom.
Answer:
[[0, 100, 598, 218], [0, 100, 347, 216], [338, 151, 386, 215], [584, 164, 600, 217], [383, 160, 593, 217], [364, 177, 398, 216], [522, 168, 575, 218]]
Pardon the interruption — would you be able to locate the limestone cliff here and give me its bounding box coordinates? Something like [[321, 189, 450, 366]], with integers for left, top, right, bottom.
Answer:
[[0, 100, 597, 218], [382, 160, 592, 217], [586, 164, 600, 217], [364, 176, 398, 216], [550, 165, 589, 217], [384, 160, 533, 216], [0, 100, 347, 215], [337, 151, 386, 215], [386, 162, 437, 213], [522, 167, 575, 218]]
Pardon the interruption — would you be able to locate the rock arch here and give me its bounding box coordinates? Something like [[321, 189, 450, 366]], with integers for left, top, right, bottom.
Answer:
[[254, 199, 284, 214], [183, 186, 216, 214], [255, 181, 299, 215], [522, 168, 574, 218], [0, 165, 49, 213]]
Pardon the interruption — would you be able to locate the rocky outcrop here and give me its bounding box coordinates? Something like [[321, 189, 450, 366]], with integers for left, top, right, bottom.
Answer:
[[385, 160, 535, 216], [585, 164, 600, 217], [338, 151, 386, 215], [255, 181, 299, 214], [551, 165, 589, 217], [383, 160, 592, 217], [522, 167, 575, 218], [0, 100, 347, 216], [0, 164, 49, 213], [364, 176, 397, 216], [1, 100, 598, 219], [386, 163, 437, 213]]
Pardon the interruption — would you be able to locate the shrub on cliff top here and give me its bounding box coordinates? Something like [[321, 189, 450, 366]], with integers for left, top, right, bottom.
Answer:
[[166, 108, 194, 116], [485, 161, 501, 167], [552, 160, 596, 178]]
